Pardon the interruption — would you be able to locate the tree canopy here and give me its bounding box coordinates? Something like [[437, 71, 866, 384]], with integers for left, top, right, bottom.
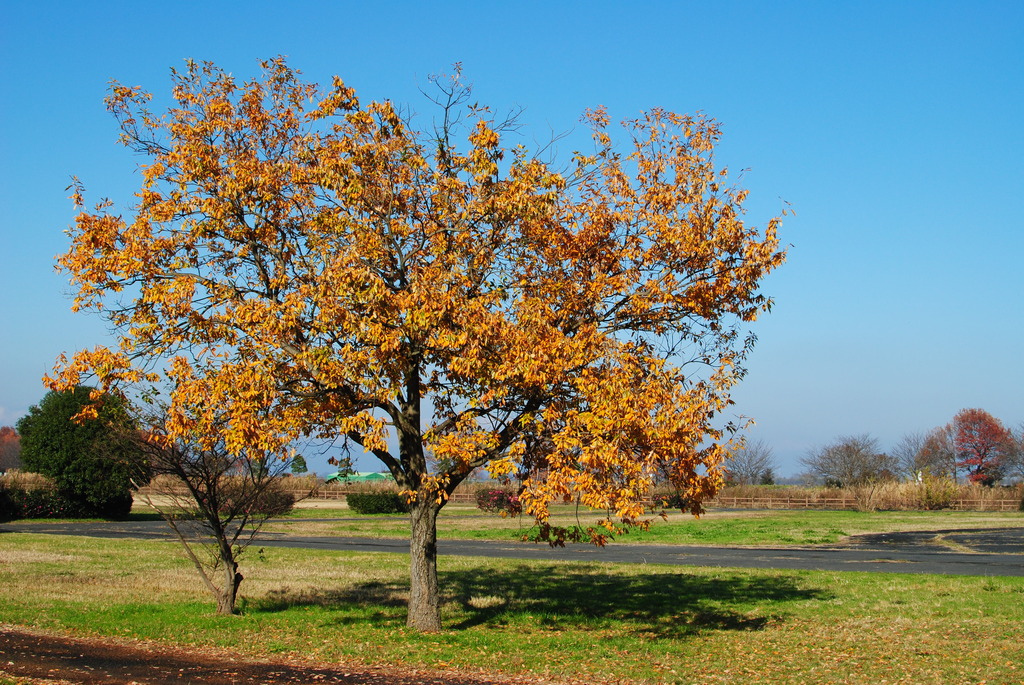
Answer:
[[951, 408, 1011, 486], [50, 59, 785, 629]]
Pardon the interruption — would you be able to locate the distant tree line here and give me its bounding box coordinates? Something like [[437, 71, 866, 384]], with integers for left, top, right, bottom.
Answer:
[[0, 426, 21, 473], [789, 408, 1022, 488]]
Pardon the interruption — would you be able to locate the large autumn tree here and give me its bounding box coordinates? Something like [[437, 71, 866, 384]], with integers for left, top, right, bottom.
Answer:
[[51, 59, 785, 630]]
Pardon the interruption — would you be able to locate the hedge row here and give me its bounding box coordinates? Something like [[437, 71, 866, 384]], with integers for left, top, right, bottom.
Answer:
[[346, 491, 409, 515], [0, 485, 132, 520]]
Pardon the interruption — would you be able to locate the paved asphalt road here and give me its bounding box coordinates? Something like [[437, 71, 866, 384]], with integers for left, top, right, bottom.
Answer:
[[3, 519, 1022, 577]]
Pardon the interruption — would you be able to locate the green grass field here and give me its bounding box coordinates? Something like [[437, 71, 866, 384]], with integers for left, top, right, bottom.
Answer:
[[2, 509, 1022, 684], [0, 532, 1019, 683], [263, 503, 1024, 547]]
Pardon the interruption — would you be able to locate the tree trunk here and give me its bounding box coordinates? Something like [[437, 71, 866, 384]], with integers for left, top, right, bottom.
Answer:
[[407, 498, 442, 631], [216, 557, 242, 615]]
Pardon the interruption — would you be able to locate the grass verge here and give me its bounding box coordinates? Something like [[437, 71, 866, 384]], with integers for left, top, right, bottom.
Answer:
[[0, 532, 1021, 684], [262, 506, 1024, 547]]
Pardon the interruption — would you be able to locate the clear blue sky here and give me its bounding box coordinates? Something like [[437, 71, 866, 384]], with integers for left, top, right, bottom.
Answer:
[[2, 1, 1021, 476]]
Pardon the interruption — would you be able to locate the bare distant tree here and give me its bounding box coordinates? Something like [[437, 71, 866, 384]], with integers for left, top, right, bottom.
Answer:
[[724, 439, 778, 485], [999, 422, 1024, 484], [917, 425, 959, 480], [801, 434, 897, 487], [891, 432, 925, 479]]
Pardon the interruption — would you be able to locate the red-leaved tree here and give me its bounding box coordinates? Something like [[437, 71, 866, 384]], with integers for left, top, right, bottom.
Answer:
[[951, 408, 1011, 486]]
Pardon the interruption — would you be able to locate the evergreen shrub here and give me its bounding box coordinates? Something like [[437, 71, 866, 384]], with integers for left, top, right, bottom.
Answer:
[[346, 491, 408, 514]]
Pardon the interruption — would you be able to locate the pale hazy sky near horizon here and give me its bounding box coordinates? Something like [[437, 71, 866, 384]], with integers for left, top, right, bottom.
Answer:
[[2, 1, 1021, 476]]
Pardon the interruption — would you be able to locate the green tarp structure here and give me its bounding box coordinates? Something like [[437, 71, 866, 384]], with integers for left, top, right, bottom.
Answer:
[[323, 471, 394, 484]]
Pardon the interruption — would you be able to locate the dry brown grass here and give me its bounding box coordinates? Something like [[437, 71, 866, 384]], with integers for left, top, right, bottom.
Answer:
[[0, 470, 54, 490], [714, 481, 1023, 511]]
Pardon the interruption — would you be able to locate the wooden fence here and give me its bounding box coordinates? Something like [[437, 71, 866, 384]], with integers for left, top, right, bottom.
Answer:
[[708, 495, 858, 510], [705, 495, 1021, 512]]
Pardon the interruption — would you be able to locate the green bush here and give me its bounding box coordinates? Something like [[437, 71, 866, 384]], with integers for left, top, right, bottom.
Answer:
[[16, 387, 148, 517], [346, 491, 408, 515]]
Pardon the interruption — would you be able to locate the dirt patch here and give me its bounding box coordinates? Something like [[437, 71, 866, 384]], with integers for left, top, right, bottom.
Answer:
[[0, 627, 575, 685]]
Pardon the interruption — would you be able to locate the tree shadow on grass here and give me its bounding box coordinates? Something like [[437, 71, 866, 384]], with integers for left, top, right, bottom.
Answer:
[[252, 563, 831, 638], [256, 580, 408, 618]]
